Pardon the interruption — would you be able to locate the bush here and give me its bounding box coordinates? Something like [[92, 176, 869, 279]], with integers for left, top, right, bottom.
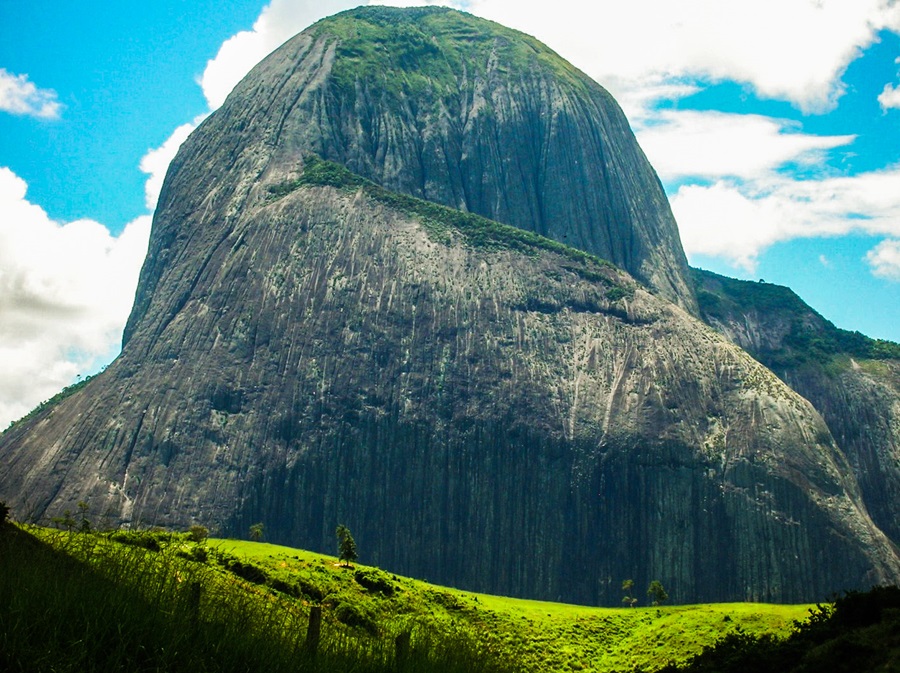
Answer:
[[354, 568, 395, 596], [297, 578, 326, 602], [268, 577, 301, 597], [658, 585, 900, 673], [334, 601, 378, 634], [216, 554, 268, 585], [187, 524, 209, 543], [108, 530, 168, 551]]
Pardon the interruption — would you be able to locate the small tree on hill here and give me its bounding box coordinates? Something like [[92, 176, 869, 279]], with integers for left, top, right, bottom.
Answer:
[[77, 501, 91, 533], [336, 524, 358, 567], [622, 579, 638, 607], [249, 522, 265, 541], [648, 580, 669, 606]]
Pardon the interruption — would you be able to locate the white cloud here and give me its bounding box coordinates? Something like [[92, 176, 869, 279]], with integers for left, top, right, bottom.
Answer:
[[632, 109, 893, 274], [199, 0, 359, 110], [636, 110, 855, 182], [139, 115, 207, 210], [867, 239, 900, 280], [878, 56, 900, 111], [879, 83, 900, 110], [0, 168, 150, 429], [465, 0, 900, 112], [195, 0, 900, 115], [0, 68, 62, 119], [671, 167, 900, 271], [614, 79, 702, 126]]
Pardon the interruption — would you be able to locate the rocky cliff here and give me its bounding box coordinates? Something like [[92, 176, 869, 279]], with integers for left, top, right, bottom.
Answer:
[[1, 7, 898, 605], [694, 269, 900, 548], [125, 5, 695, 340]]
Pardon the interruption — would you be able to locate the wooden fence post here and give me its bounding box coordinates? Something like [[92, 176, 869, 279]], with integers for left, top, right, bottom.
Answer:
[[395, 629, 411, 666], [187, 581, 202, 628], [305, 605, 322, 657]]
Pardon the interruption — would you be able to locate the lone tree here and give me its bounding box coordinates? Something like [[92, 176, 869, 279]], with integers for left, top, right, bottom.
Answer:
[[648, 580, 669, 606], [77, 501, 91, 533], [336, 524, 358, 567], [622, 579, 638, 607], [249, 522, 265, 541]]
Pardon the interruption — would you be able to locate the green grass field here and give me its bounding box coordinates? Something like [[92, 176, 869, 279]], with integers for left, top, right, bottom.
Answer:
[[1, 524, 813, 673], [213, 538, 810, 672]]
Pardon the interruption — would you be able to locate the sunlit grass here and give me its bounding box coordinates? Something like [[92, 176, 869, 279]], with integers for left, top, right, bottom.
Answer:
[[213, 536, 810, 673], [0, 524, 812, 673]]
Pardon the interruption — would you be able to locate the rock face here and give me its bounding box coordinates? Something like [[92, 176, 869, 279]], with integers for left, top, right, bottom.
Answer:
[[1, 7, 898, 604], [694, 269, 900, 549], [125, 5, 695, 338]]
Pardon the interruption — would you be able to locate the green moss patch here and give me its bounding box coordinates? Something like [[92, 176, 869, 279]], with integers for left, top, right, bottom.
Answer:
[[268, 155, 626, 292]]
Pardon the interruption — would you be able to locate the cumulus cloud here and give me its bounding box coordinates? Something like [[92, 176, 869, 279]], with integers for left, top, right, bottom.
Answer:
[[199, 0, 359, 110], [671, 167, 900, 271], [879, 58, 900, 110], [0, 168, 150, 429], [465, 0, 900, 112], [880, 84, 900, 110], [139, 115, 207, 210], [632, 109, 895, 274], [0, 68, 62, 119], [867, 239, 900, 280], [637, 110, 855, 182], [195, 0, 900, 114]]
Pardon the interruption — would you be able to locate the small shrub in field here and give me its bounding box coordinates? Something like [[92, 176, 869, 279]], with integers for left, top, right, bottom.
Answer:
[[268, 577, 301, 597], [51, 509, 77, 532], [334, 601, 378, 634], [297, 578, 326, 601], [217, 555, 268, 584], [108, 530, 163, 551], [355, 568, 395, 596], [187, 524, 209, 542]]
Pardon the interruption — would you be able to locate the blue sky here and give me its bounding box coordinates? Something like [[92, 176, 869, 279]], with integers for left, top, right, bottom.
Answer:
[[1, 0, 899, 427]]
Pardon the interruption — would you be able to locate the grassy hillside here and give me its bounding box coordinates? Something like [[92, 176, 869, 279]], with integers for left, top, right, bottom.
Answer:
[[1, 521, 812, 673], [215, 537, 809, 672]]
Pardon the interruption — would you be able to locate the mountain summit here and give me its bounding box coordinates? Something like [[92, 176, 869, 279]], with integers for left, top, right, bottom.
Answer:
[[126, 5, 695, 341], [2, 7, 898, 605]]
